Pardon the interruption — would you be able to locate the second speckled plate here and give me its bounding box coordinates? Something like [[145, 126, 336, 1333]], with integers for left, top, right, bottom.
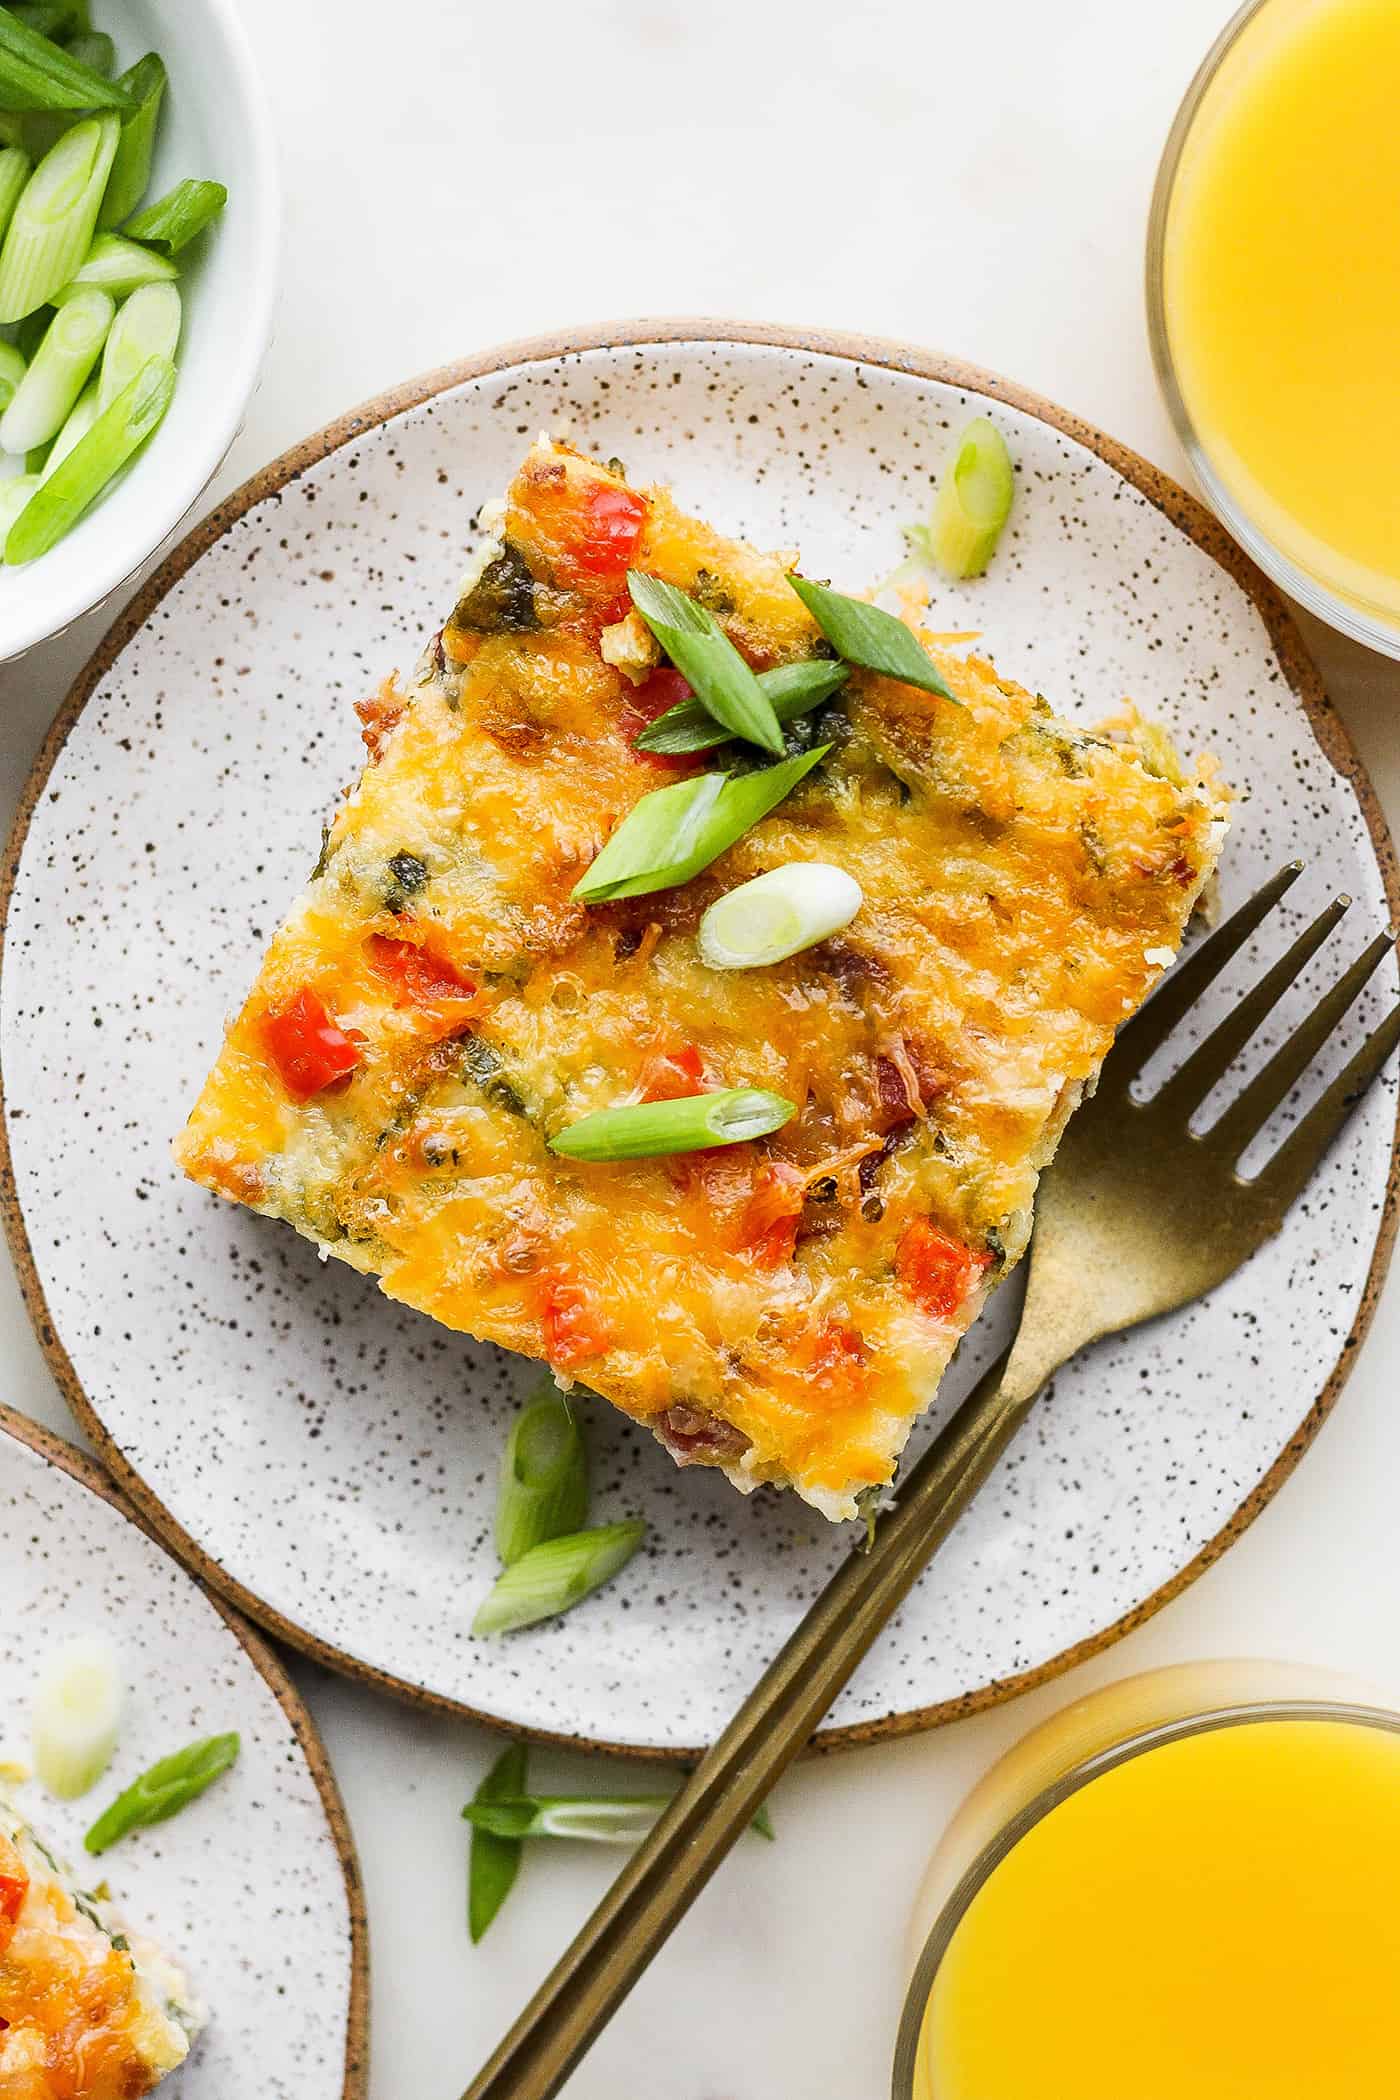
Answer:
[[2, 325, 1397, 1755]]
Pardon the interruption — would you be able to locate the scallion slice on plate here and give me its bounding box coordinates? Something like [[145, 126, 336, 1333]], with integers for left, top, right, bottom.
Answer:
[[698, 861, 862, 970], [464, 1791, 776, 1844], [634, 656, 848, 756], [627, 570, 785, 755], [49, 228, 179, 303], [467, 1739, 528, 1943], [30, 1634, 123, 1799], [550, 1086, 794, 1162], [471, 1520, 647, 1637], [0, 283, 111, 453], [0, 3, 133, 112], [495, 1384, 589, 1566], [4, 349, 174, 563], [97, 278, 178, 408], [788, 572, 957, 702], [84, 1730, 240, 1854], [0, 112, 120, 322], [572, 745, 828, 902], [122, 176, 226, 255], [98, 51, 166, 229], [926, 415, 1015, 578]]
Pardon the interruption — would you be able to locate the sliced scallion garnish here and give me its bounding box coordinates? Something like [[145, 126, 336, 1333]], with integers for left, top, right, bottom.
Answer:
[[573, 745, 828, 903], [463, 1792, 774, 1845], [698, 862, 862, 970], [471, 1520, 647, 1637], [467, 1739, 528, 1943], [61, 28, 112, 76], [627, 570, 785, 755], [0, 4, 133, 112], [122, 176, 226, 255], [0, 283, 111, 453], [634, 656, 848, 755], [0, 469, 38, 537], [49, 228, 179, 303], [550, 1087, 794, 1161], [0, 338, 24, 411], [0, 143, 30, 245], [98, 52, 166, 229], [83, 1731, 240, 1854], [495, 1384, 589, 1566], [38, 372, 95, 477], [31, 1635, 123, 1800], [97, 278, 178, 408], [788, 573, 956, 703], [0, 112, 120, 322], [4, 349, 174, 562], [926, 415, 1015, 578]]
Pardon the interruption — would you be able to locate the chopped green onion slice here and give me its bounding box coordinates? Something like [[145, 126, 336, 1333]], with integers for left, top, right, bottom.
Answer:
[[31, 1635, 122, 1799], [0, 144, 31, 245], [38, 370, 94, 477], [0, 338, 24, 411], [97, 279, 178, 408], [4, 349, 173, 563], [0, 4, 132, 112], [928, 415, 1015, 579], [122, 176, 227, 255], [573, 745, 828, 903], [467, 1739, 527, 1943], [698, 862, 862, 970], [463, 1791, 775, 1844], [550, 1087, 794, 1162], [0, 469, 38, 536], [98, 53, 166, 229], [0, 283, 111, 453], [83, 1731, 239, 1854], [787, 573, 956, 702], [627, 570, 785, 755], [49, 227, 178, 303], [495, 1384, 589, 1566], [634, 657, 848, 755], [61, 28, 112, 75], [0, 113, 120, 322], [471, 1521, 646, 1636]]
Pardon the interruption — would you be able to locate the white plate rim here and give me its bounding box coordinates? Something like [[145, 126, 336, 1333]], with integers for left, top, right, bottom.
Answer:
[[2, 317, 1397, 1759], [0, 1399, 370, 2092]]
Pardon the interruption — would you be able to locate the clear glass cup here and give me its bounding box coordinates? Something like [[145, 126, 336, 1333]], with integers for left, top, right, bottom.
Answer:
[[892, 1661, 1399, 2098], [1145, 0, 1400, 658]]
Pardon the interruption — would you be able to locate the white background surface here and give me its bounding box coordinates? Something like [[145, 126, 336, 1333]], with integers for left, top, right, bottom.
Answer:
[[3, 2, 1399, 2095]]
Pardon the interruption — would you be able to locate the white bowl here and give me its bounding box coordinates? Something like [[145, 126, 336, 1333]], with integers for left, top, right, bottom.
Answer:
[[0, 0, 278, 659]]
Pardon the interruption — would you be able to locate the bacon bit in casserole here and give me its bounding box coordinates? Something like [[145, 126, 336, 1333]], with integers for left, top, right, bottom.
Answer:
[[536, 1268, 611, 1368], [808, 1318, 871, 1391], [896, 1220, 991, 1321], [882, 1038, 928, 1123], [367, 934, 476, 1011], [737, 1160, 806, 1268], [638, 1035, 706, 1103], [264, 989, 362, 1100], [354, 676, 406, 762], [657, 1405, 751, 1466]]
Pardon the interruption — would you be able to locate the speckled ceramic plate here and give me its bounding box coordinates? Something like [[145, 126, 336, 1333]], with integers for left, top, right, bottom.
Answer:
[[2, 324, 1397, 1757], [0, 1404, 367, 2095]]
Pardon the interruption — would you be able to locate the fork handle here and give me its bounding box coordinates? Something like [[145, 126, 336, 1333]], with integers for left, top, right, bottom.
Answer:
[[459, 1347, 1041, 2100]]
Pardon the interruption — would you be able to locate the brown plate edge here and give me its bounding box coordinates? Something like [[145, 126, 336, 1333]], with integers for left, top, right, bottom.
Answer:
[[0, 1400, 370, 2095], [0, 315, 1395, 1763]]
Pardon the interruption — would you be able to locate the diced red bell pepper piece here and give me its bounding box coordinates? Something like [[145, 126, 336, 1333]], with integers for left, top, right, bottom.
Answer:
[[638, 1037, 706, 1103], [0, 1868, 27, 1930], [537, 1269, 611, 1368], [808, 1318, 871, 1390], [895, 1220, 989, 1320], [367, 935, 475, 1008], [568, 483, 647, 577], [264, 989, 361, 1101], [738, 1161, 806, 1269]]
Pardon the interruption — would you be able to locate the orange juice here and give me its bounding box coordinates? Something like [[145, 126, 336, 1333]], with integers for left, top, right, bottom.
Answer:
[[917, 1713, 1400, 2098], [1160, 0, 1400, 631]]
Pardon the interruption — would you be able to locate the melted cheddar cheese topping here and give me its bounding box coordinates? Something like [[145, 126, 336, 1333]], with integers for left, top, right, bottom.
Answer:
[[175, 439, 1228, 1518]]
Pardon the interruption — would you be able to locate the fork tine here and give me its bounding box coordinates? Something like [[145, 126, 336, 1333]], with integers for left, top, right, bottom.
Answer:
[[1207, 930, 1396, 1161], [1149, 894, 1350, 1120], [1250, 1000, 1400, 1213], [1109, 861, 1304, 1085]]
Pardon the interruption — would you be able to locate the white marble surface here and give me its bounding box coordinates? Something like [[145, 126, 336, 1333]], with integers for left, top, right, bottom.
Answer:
[[2, 2, 1398, 2094]]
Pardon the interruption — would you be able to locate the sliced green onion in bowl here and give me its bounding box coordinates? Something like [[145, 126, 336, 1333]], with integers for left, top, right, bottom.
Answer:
[[634, 656, 848, 756], [0, 338, 24, 411], [0, 144, 31, 245], [0, 469, 37, 536], [698, 862, 862, 970], [4, 349, 174, 563], [61, 28, 113, 76], [495, 1383, 589, 1565], [472, 1520, 647, 1637], [97, 279, 178, 408], [0, 282, 111, 453], [0, 112, 120, 322], [98, 52, 167, 230], [0, 6, 132, 113], [787, 573, 957, 703], [84, 1730, 240, 1855], [38, 370, 95, 477], [49, 228, 179, 303], [572, 745, 828, 903], [550, 1086, 794, 1162], [927, 415, 1015, 579], [30, 1634, 123, 1799], [122, 176, 227, 256], [466, 1739, 528, 1943], [627, 570, 785, 755]]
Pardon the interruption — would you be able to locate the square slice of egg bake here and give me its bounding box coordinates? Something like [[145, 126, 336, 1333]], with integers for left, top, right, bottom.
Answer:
[[175, 437, 1228, 1521], [0, 1800, 199, 2096]]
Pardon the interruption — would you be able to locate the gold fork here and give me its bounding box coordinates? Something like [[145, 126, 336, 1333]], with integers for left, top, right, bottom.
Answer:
[[461, 862, 1399, 2100]]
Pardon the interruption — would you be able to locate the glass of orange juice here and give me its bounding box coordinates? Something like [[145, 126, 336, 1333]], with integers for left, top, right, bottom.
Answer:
[[1148, 0, 1400, 654], [894, 1663, 1400, 2099]]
